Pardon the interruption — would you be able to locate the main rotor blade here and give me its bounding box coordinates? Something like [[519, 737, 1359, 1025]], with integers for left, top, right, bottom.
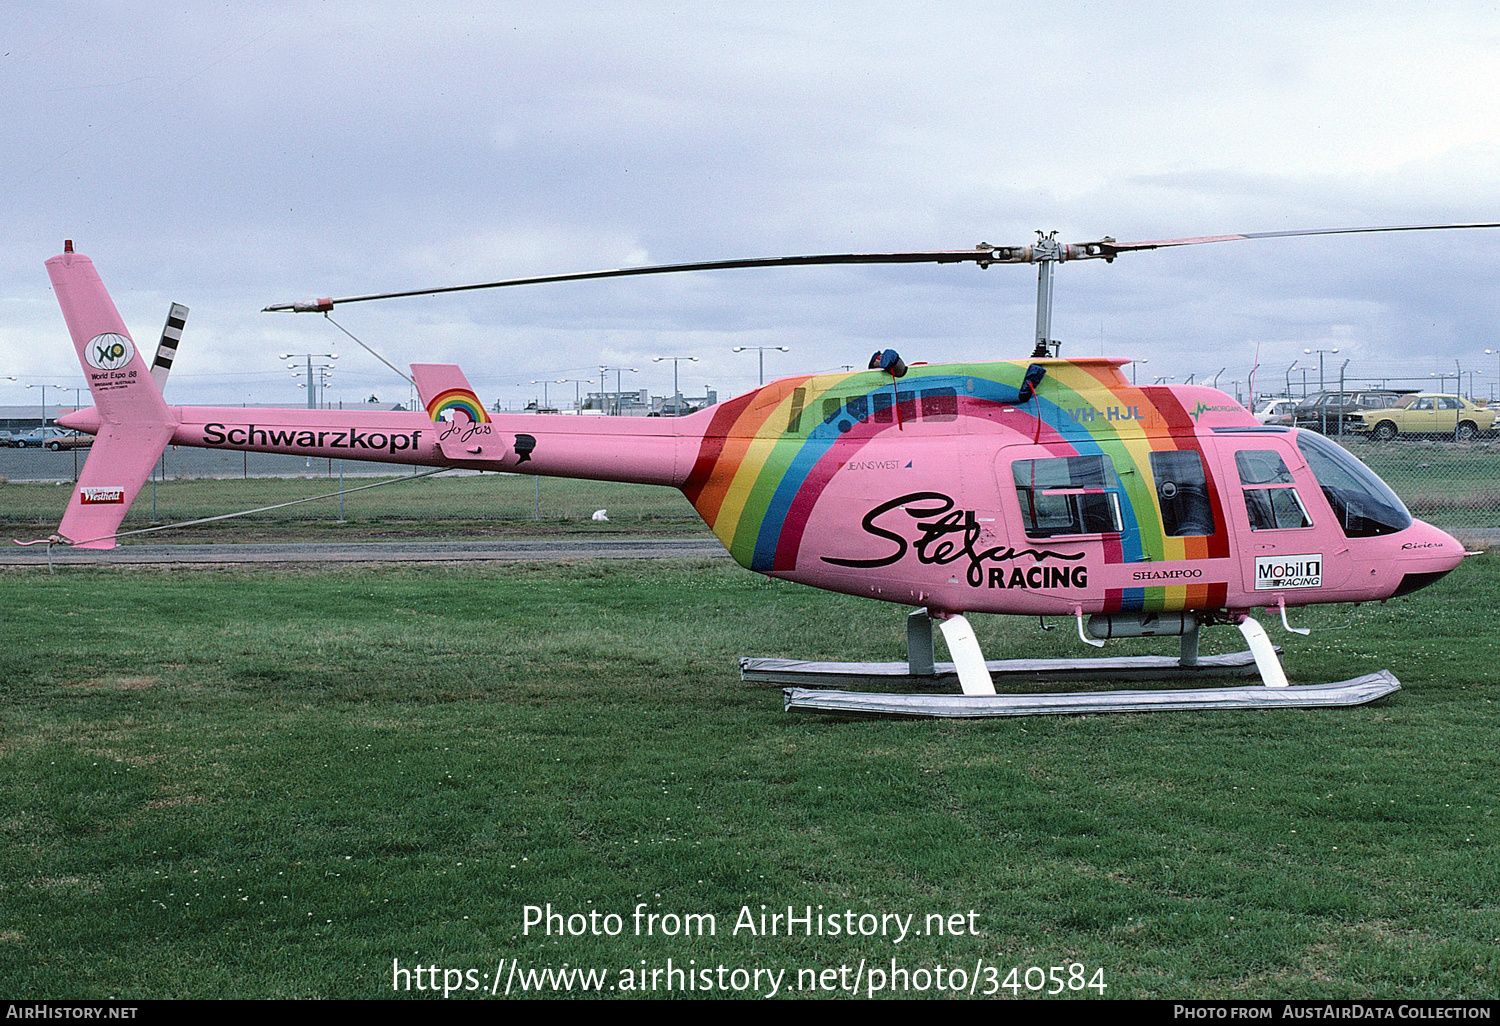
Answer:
[[262, 246, 1021, 312], [263, 221, 1500, 312], [1086, 221, 1500, 259]]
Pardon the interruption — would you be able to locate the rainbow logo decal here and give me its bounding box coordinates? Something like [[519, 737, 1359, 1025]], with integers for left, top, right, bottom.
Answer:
[[682, 359, 1235, 614], [426, 388, 491, 424]]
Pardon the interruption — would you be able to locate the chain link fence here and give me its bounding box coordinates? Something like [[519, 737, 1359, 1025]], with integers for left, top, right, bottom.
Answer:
[[1329, 435, 1500, 530]]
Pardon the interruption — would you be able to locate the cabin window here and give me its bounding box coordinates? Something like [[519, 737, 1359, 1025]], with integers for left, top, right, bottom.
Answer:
[[815, 387, 957, 432], [1013, 455, 1124, 538], [1149, 450, 1215, 536], [920, 387, 958, 422], [1235, 450, 1311, 530], [786, 387, 806, 433], [1295, 432, 1412, 538], [822, 396, 852, 433]]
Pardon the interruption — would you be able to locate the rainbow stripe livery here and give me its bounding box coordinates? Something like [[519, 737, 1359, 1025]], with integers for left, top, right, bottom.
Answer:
[[425, 388, 490, 424], [681, 359, 1234, 612]]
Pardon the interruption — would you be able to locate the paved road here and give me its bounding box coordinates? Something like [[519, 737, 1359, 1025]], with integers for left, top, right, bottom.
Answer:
[[0, 537, 730, 566]]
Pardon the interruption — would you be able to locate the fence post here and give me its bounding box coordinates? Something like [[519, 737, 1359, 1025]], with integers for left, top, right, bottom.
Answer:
[[1338, 363, 1346, 439], [534, 476, 541, 520]]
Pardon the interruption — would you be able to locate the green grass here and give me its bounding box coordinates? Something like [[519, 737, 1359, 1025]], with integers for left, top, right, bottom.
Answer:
[[2, 557, 1497, 999], [0, 474, 709, 542]]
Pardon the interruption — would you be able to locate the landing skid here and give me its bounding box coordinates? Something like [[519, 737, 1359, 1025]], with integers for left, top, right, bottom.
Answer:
[[740, 651, 1263, 689], [747, 608, 1400, 718], [782, 672, 1401, 718]]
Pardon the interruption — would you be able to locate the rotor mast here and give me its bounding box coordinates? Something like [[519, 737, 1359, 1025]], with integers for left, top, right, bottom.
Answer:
[[1031, 232, 1063, 359]]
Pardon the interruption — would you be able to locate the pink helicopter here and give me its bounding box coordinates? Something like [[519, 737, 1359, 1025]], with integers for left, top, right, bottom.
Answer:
[[33, 225, 1488, 717]]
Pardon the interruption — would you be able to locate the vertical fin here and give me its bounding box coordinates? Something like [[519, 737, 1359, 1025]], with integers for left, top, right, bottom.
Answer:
[[43, 247, 176, 549], [410, 363, 489, 423]]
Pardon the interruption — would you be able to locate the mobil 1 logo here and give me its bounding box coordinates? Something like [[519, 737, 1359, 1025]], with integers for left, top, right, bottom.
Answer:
[[1254, 553, 1323, 590]]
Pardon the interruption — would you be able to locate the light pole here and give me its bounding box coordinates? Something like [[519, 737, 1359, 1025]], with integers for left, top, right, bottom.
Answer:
[[530, 379, 554, 411], [1484, 349, 1500, 401], [281, 352, 337, 408], [653, 356, 699, 414], [25, 382, 65, 439], [554, 378, 590, 412], [600, 366, 638, 415], [1131, 359, 1147, 385], [732, 345, 789, 386], [1303, 347, 1339, 396], [1285, 360, 1298, 398], [1303, 346, 1340, 432]]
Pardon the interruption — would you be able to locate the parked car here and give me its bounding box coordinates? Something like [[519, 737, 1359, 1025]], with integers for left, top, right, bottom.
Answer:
[[1356, 393, 1497, 441], [1292, 390, 1408, 434], [12, 426, 92, 450], [1252, 397, 1297, 426], [0, 430, 20, 448]]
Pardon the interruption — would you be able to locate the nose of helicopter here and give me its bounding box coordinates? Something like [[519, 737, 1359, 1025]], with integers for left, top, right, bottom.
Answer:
[[1388, 519, 1468, 597]]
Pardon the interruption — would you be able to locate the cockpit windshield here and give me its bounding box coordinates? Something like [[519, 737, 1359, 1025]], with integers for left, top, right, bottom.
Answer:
[[1295, 431, 1412, 537]]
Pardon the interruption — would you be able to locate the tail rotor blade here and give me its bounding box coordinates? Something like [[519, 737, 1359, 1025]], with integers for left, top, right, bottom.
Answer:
[[150, 302, 188, 392]]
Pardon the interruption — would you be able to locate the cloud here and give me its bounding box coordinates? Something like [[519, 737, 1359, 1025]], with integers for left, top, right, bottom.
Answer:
[[3, 3, 1500, 405]]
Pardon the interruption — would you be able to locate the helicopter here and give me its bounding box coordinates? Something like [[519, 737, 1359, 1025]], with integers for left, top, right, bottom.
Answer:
[[30, 224, 1490, 717]]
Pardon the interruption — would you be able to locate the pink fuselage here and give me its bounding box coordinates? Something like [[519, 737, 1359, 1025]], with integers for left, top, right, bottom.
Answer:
[[60, 378, 1464, 621]]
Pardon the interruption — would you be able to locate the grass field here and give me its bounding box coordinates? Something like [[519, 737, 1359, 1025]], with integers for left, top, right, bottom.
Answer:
[[2, 556, 1497, 999]]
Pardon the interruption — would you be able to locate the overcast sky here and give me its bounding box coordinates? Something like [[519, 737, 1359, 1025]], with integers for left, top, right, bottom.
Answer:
[[5, 2, 1500, 409]]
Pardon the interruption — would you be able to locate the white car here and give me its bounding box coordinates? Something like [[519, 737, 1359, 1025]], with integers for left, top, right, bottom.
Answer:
[[1253, 398, 1297, 426]]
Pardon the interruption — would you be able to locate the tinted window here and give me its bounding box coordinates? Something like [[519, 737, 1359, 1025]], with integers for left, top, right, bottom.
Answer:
[[1013, 455, 1123, 538], [1235, 450, 1295, 485], [1149, 450, 1215, 536], [786, 387, 807, 433], [1296, 432, 1412, 537], [1244, 488, 1311, 531], [1236, 449, 1311, 531], [920, 388, 958, 421]]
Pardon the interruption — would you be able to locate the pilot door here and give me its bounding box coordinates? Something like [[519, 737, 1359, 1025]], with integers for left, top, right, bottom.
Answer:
[[1214, 436, 1349, 599]]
